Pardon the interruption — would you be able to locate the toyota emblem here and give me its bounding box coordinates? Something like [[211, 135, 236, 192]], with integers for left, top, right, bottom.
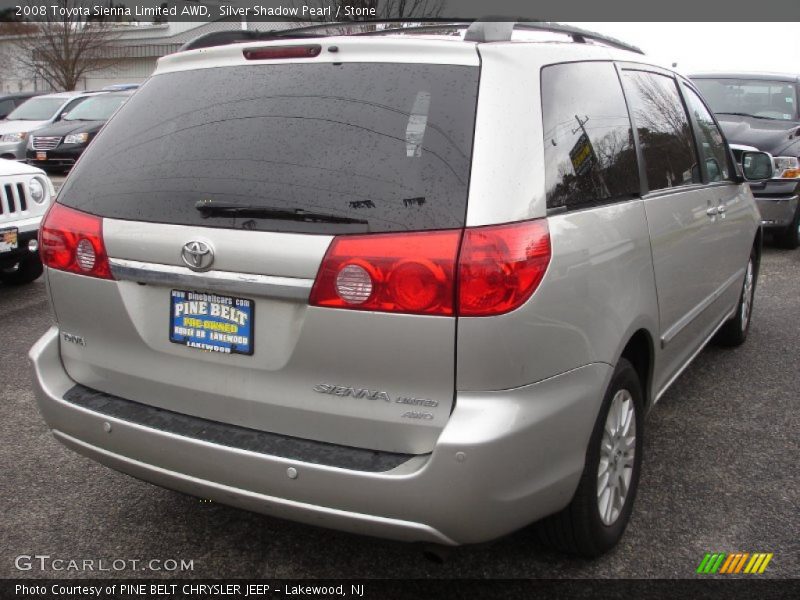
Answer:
[[181, 240, 214, 271]]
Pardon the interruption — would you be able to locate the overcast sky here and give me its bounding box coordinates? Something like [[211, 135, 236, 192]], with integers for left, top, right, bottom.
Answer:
[[567, 23, 800, 76]]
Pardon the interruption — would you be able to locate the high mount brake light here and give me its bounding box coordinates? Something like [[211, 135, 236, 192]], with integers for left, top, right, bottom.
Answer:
[[309, 220, 551, 317], [39, 203, 113, 280], [243, 45, 322, 60]]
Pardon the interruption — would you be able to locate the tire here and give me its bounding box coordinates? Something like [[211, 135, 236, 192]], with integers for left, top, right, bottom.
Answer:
[[536, 358, 643, 557], [776, 208, 800, 249], [713, 251, 756, 347], [0, 255, 43, 285]]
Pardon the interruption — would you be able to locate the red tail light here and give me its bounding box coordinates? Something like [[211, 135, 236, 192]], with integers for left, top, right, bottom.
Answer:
[[310, 220, 551, 317], [309, 230, 462, 316], [40, 204, 113, 279], [458, 220, 551, 316]]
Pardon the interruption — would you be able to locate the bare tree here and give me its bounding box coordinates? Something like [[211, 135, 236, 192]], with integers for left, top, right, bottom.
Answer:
[[9, 0, 123, 91], [356, 0, 444, 20], [287, 0, 444, 30]]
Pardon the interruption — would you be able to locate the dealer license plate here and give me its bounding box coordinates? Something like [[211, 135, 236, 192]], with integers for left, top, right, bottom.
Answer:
[[0, 227, 18, 253], [169, 290, 254, 355]]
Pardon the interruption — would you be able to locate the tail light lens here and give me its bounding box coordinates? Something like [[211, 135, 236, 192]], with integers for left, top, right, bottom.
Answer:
[[458, 220, 551, 316], [310, 220, 551, 317], [40, 203, 113, 279], [309, 230, 461, 316]]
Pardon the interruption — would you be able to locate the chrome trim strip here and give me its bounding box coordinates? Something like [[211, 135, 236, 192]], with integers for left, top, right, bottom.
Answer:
[[654, 305, 737, 404], [661, 267, 745, 348], [108, 258, 313, 301]]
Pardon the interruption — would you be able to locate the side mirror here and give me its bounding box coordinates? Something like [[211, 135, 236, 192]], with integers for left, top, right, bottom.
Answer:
[[58, 111, 70, 120], [741, 151, 773, 182]]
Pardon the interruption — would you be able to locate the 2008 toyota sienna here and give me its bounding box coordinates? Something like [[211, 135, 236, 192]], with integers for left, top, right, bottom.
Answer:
[[30, 22, 768, 556]]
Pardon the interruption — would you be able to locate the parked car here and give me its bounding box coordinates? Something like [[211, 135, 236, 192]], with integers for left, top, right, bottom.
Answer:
[[0, 91, 105, 161], [101, 83, 140, 91], [0, 92, 44, 120], [0, 158, 55, 284], [690, 72, 800, 248], [30, 22, 768, 557], [26, 91, 133, 172]]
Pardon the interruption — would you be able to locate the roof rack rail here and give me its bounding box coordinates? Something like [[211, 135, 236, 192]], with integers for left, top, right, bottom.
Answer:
[[178, 19, 642, 56], [463, 20, 643, 54]]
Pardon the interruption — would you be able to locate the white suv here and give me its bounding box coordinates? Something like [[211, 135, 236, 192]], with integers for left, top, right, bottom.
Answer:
[[0, 158, 54, 284]]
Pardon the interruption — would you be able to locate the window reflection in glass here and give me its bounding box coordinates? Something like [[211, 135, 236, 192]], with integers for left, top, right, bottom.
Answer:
[[684, 87, 731, 182], [542, 62, 639, 210], [622, 71, 701, 192]]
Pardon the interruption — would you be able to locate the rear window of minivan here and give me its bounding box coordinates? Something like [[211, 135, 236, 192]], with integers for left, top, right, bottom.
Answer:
[[58, 62, 480, 234]]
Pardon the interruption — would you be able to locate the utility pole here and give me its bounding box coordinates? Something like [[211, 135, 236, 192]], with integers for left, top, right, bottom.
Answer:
[[572, 114, 610, 198]]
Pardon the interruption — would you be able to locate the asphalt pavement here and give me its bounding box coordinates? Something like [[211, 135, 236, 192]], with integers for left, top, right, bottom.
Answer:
[[1, 238, 798, 579]]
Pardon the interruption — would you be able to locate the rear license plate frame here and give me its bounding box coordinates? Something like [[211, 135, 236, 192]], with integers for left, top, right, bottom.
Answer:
[[169, 289, 255, 356]]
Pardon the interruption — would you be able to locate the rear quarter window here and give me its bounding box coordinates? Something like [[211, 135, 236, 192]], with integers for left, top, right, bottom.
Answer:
[[541, 61, 640, 211], [58, 63, 479, 234]]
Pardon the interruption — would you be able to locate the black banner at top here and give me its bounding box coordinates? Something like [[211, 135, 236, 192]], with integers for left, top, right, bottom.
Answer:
[[1, 0, 800, 23]]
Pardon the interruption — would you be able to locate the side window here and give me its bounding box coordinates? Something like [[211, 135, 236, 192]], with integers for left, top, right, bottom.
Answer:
[[621, 70, 701, 192], [683, 86, 732, 182], [542, 62, 639, 211], [0, 99, 14, 115], [59, 97, 85, 118]]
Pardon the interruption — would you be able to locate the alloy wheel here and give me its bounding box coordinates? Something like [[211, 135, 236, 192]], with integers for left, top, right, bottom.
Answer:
[[741, 258, 754, 333], [597, 389, 637, 526]]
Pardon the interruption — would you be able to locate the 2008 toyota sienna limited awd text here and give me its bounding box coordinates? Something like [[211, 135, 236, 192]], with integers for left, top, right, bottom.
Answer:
[[29, 22, 769, 557]]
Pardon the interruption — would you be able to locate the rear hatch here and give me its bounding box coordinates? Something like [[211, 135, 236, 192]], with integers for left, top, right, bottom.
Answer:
[[47, 48, 479, 454]]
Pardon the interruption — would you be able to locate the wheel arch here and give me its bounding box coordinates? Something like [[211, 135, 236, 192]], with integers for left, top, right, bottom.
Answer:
[[617, 328, 656, 410]]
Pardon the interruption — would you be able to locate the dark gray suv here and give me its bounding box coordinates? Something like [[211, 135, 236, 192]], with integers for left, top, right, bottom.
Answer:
[[691, 72, 800, 248]]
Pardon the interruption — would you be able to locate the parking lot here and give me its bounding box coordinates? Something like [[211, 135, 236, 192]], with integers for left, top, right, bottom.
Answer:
[[1, 219, 797, 579]]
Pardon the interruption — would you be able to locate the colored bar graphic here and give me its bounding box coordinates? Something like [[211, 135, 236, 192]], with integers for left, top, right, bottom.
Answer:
[[744, 554, 759, 573], [758, 554, 773, 574], [710, 553, 726, 573], [698, 552, 773, 574], [719, 553, 737, 574], [697, 553, 712, 573], [734, 553, 749, 573]]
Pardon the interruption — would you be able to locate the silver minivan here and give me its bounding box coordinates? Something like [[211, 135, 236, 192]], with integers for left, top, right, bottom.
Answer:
[[30, 23, 767, 556]]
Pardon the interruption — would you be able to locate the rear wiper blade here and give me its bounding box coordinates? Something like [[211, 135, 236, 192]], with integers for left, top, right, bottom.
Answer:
[[194, 200, 368, 225]]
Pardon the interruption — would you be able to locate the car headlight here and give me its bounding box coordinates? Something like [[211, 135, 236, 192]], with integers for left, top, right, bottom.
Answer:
[[27, 177, 47, 204], [1, 132, 27, 143], [773, 156, 800, 179], [64, 132, 90, 145]]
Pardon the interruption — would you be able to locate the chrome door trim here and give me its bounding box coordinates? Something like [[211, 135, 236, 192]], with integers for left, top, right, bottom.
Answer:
[[660, 266, 745, 348], [108, 258, 314, 301], [654, 304, 737, 404]]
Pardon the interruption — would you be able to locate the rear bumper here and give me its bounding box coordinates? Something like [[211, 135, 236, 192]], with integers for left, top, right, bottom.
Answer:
[[30, 326, 609, 545]]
